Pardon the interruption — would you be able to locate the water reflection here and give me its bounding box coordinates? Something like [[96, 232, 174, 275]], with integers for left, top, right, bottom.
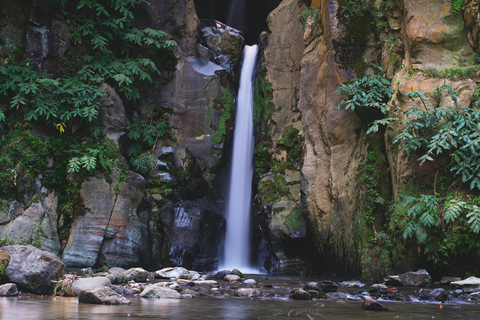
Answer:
[[1, 296, 480, 319]]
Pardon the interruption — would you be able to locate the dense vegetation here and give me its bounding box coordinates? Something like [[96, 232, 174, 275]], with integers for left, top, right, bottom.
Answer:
[[336, 64, 480, 270], [0, 0, 177, 242]]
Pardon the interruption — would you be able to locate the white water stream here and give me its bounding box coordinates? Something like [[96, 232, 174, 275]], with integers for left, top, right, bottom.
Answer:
[[220, 45, 258, 272]]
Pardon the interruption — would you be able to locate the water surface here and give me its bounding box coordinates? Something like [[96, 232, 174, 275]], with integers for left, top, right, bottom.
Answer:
[[2, 295, 480, 320]]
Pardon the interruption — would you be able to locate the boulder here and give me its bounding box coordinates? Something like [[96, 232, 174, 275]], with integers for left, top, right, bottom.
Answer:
[[384, 275, 403, 286], [362, 298, 389, 311], [72, 277, 112, 296], [451, 276, 480, 293], [124, 267, 148, 282], [106, 273, 127, 285], [243, 279, 257, 285], [316, 281, 338, 293], [2, 245, 64, 295], [78, 287, 131, 305], [0, 283, 18, 296], [231, 269, 244, 278], [441, 276, 462, 285], [208, 270, 232, 280], [304, 281, 338, 293], [223, 275, 241, 282], [370, 284, 388, 292], [398, 269, 431, 287], [234, 288, 262, 297], [418, 288, 447, 301], [156, 267, 189, 279], [289, 288, 312, 300], [339, 281, 365, 288], [140, 284, 182, 299]]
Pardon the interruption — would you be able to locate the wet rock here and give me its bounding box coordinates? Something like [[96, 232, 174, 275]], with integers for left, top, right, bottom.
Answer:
[[106, 267, 127, 284], [234, 288, 262, 297], [209, 270, 232, 280], [398, 269, 431, 287], [418, 288, 447, 301], [304, 281, 338, 293], [156, 267, 189, 279], [2, 245, 64, 295], [0, 283, 18, 296], [316, 281, 338, 293], [200, 20, 244, 75], [370, 284, 388, 292], [384, 275, 403, 286], [0, 192, 61, 255], [72, 277, 112, 296], [451, 277, 480, 293], [231, 269, 244, 278], [308, 290, 327, 299], [97, 83, 128, 146], [80, 267, 93, 275], [78, 287, 131, 305], [62, 171, 148, 268], [441, 276, 462, 285], [224, 275, 241, 282], [289, 288, 312, 300], [124, 268, 148, 282], [243, 279, 257, 285], [140, 284, 182, 299], [339, 281, 365, 288], [362, 298, 389, 311], [159, 201, 225, 271]]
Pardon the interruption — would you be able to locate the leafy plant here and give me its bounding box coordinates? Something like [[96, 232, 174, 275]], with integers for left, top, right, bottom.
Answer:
[[336, 68, 396, 133], [298, 6, 320, 31], [336, 71, 393, 114], [126, 110, 171, 174], [453, 0, 463, 12], [401, 193, 480, 264], [395, 86, 480, 190]]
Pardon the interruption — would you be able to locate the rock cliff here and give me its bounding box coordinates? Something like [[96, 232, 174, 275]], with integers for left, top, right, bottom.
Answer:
[[1, 0, 480, 279]]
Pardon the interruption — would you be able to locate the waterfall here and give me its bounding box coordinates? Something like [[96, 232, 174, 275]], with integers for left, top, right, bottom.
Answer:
[[220, 45, 258, 272], [226, 0, 246, 33]]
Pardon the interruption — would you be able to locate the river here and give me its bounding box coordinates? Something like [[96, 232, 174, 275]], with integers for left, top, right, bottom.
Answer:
[[1, 294, 480, 319]]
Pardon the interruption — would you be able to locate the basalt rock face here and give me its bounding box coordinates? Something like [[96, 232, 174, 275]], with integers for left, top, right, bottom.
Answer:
[[0, 0, 239, 272], [0, 182, 61, 256], [62, 170, 149, 268], [255, 0, 364, 275]]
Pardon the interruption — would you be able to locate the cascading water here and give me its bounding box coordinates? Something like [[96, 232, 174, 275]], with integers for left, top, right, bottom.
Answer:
[[220, 45, 258, 272]]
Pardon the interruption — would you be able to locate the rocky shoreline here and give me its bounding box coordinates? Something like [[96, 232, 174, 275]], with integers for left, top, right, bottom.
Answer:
[[2, 245, 480, 311]]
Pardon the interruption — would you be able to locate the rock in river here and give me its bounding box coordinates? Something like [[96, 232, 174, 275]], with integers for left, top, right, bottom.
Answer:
[[2, 245, 64, 295]]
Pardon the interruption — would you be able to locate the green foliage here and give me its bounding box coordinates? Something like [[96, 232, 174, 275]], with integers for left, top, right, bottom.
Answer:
[[336, 69, 396, 134], [212, 88, 234, 145], [0, 64, 104, 126], [401, 193, 480, 264], [277, 125, 302, 166], [258, 175, 291, 204], [0, 130, 48, 199], [452, 0, 463, 12], [126, 109, 171, 175], [395, 86, 480, 190], [285, 207, 303, 230], [298, 6, 320, 31], [336, 72, 393, 114]]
